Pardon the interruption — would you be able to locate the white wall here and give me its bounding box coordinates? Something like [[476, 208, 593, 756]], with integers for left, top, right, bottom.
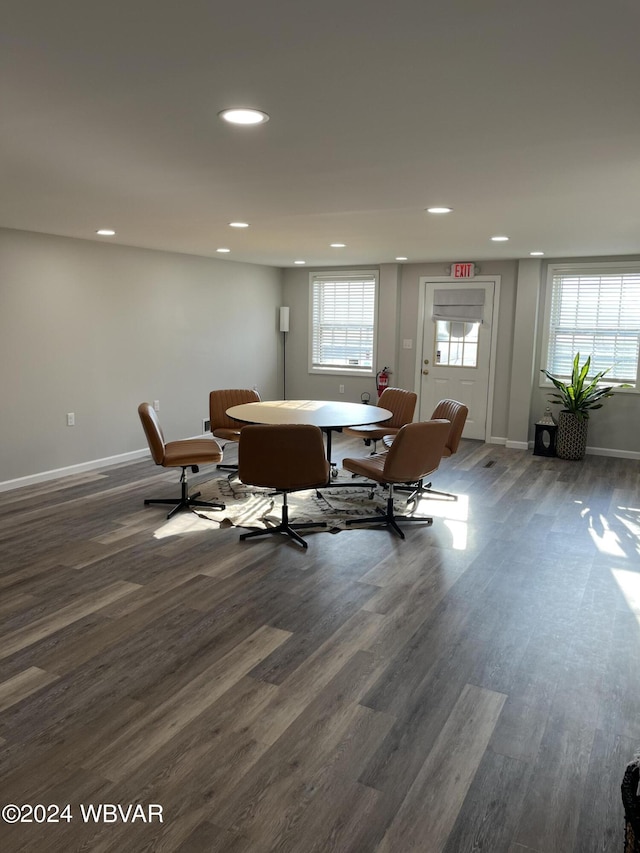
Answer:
[[530, 255, 640, 456], [3, 230, 637, 488], [284, 256, 639, 457], [282, 265, 383, 404], [283, 260, 518, 440], [396, 260, 518, 441], [0, 228, 283, 485]]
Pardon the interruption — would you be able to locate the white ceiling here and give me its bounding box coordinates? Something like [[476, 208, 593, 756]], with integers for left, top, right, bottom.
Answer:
[[2, 0, 640, 268]]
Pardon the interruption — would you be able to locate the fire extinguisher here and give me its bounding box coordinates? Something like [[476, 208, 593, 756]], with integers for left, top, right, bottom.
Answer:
[[376, 366, 391, 397]]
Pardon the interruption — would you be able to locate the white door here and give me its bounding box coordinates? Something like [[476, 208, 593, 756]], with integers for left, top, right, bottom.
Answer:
[[418, 279, 496, 441]]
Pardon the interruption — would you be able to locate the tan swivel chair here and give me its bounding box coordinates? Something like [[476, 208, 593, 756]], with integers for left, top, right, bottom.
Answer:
[[384, 398, 469, 501], [238, 424, 330, 548], [138, 402, 225, 519], [343, 387, 417, 453], [209, 388, 260, 472], [342, 419, 450, 539]]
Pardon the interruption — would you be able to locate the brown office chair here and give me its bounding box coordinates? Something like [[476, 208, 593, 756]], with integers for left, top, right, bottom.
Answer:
[[209, 388, 260, 473], [384, 398, 469, 501], [138, 402, 225, 519], [343, 387, 417, 453], [342, 419, 450, 539], [238, 424, 330, 548]]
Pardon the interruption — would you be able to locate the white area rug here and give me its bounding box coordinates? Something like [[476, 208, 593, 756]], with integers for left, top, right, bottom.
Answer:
[[192, 475, 407, 532]]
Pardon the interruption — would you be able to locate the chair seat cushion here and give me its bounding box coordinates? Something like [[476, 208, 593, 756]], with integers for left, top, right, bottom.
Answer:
[[342, 453, 388, 481], [344, 424, 400, 441], [163, 437, 223, 467], [213, 427, 242, 441]]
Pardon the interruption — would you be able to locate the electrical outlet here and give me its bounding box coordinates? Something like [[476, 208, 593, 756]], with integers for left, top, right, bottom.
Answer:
[[202, 418, 211, 433], [67, 412, 75, 426], [153, 400, 160, 411], [339, 384, 345, 394]]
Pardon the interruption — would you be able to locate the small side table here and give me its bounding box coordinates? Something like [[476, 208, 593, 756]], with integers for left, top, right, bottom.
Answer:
[[533, 421, 558, 457]]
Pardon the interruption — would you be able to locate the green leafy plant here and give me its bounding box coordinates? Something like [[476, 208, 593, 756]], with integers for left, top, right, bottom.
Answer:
[[541, 353, 618, 421]]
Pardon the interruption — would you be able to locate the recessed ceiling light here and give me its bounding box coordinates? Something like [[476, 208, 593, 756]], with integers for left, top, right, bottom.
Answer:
[[216, 248, 231, 253], [218, 108, 269, 125], [529, 251, 545, 256], [330, 243, 346, 248], [426, 207, 452, 214], [491, 235, 509, 241], [229, 221, 249, 228], [96, 229, 115, 236], [396, 256, 408, 261], [294, 260, 306, 265]]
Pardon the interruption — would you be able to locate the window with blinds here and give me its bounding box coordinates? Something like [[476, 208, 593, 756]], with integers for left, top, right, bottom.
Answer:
[[544, 266, 640, 386], [309, 272, 377, 374]]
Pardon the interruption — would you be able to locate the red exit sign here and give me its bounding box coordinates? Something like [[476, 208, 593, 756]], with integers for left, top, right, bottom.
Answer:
[[451, 262, 476, 278]]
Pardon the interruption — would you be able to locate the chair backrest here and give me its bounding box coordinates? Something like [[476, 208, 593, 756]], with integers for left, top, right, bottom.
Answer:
[[138, 402, 166, 465], [209, 388, 261, 431], [431, 399, 469, 456], [382, 419, 451, 483], [238, 424, 330, 491], [378, 387, 418, 429]]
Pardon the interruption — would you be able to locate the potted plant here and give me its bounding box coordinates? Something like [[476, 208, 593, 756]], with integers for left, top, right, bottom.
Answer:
[[541, 353, 620, 460]]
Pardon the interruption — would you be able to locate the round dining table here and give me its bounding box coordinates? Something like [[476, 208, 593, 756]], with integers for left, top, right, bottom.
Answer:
[[226, 399, 392, 474]]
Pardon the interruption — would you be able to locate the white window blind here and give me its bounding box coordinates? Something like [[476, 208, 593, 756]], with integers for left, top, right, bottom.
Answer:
[[432, 288, 485, 323], [546, 269, 640, 384], [310, 273, 376, 373]]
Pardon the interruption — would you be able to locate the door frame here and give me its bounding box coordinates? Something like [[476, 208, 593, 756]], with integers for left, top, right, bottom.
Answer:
[[414, 275, 501, 443]]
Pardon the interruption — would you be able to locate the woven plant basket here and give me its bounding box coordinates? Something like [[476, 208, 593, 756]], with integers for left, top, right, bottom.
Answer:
[[556, 411, 589, 460], [622, 760, 640, 853]]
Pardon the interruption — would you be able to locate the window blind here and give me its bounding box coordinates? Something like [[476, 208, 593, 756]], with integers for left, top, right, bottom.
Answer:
[[311, 275, 376, 371], [547, 271, 640, 383], [432, 288, 485, 323]]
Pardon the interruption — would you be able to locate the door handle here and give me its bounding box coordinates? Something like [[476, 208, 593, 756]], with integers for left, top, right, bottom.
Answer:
[[422, 369, 429, 375]]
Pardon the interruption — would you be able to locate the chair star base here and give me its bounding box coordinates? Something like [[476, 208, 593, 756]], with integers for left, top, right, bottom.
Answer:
[[217, 462, 240, 483], [239, 500, 327, 549], [345, 491, 433, 540], [395, 478, 458, 504], [144, 468, 225, 520]]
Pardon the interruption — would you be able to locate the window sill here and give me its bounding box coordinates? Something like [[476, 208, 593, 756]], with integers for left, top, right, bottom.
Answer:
[[538, 380, 639, 394], [309, 367, 374, 378]]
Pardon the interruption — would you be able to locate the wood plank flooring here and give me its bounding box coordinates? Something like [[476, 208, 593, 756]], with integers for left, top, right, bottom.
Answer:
[[0, 436, 639, 852]]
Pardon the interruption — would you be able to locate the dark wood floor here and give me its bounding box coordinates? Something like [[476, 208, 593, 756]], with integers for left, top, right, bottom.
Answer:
[[1, 435, 639, 852]]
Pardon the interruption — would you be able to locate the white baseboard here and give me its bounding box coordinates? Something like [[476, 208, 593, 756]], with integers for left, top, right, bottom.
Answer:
[[586, 446, 640, 460], [488, 437, 638, 459], [0, 433, 217, 493], [0, 448, 151, 493]]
